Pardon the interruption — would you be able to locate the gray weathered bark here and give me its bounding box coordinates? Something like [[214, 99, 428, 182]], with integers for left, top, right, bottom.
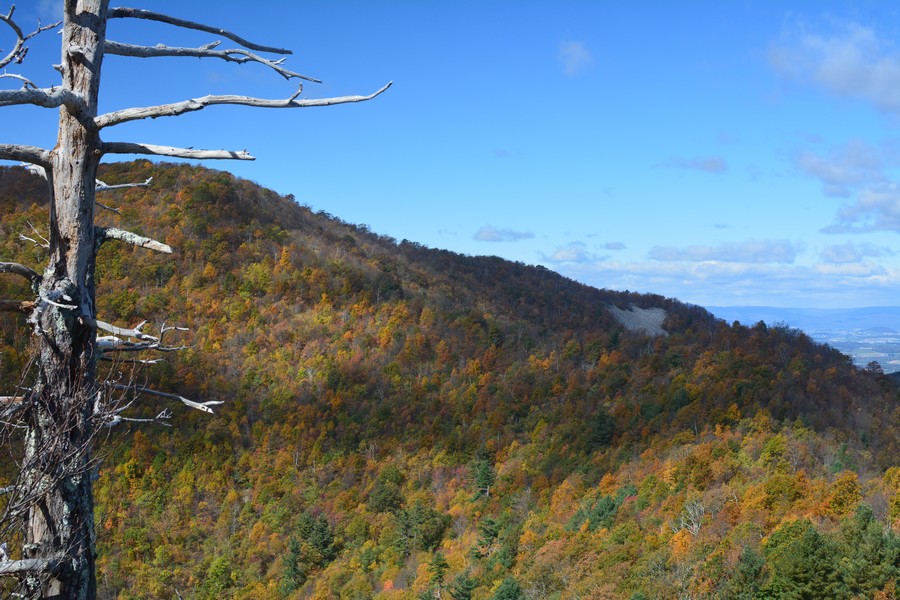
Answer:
[[19, 2, 108, 596]]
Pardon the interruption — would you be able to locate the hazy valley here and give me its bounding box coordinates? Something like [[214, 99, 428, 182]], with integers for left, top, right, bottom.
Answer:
[[709, 306, 900, 371]]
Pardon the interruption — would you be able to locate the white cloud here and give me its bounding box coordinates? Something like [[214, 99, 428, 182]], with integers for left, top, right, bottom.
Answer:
[[795, 140, 884, 197], [550, 257, 900, 307], [558, 41, 593, 76], [473, 225, 535, 242], [544, 241, 625, 264], [792, 138, 900, 233], [658, 156, 727, 173], [545, 242, 600, 263], [771, 22, 900, 114], [648, 240, 802, 264], [822, 182, 900, 233], [820, 242, 893, 263]]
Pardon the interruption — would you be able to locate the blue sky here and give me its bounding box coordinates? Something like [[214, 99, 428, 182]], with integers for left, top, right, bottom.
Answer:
[[6, 1, 900, 308]]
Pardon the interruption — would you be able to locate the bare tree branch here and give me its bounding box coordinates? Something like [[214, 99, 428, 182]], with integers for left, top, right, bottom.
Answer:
[[104, 39, 317, 82], [0, 144, 50, 167], [0, 262, 41, 286], [96, 82, 393, 128], [107, 7, 293, 54], [0, 300, 35, 313], [96, 336, 187, 354], [84, 318, 189, 355], [0, 555, 63, 575], [105, 408, 172, 428], [96, 226, 172, 253], [95, 319, 158, 342], [0, 87, 88, 116], [0, 72, 37, 88], [110, 384, 223, 414], [0, 7, 60, 70], [98, 356, 162, 364], [95, 201, 121, 214], [18, 162, 46, 179], [19, 219, 50, 250], [101, 141, 254, 161], [92, 176, 152, 212], [95, 176, 153, 191]]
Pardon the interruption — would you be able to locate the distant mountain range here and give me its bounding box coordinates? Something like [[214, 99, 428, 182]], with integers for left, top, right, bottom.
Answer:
[[707, 306, 900, 369], [706, 306, 900, 332]]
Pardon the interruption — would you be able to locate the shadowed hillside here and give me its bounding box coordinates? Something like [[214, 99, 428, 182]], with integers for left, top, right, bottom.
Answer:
[[1, 162, 897, 599]]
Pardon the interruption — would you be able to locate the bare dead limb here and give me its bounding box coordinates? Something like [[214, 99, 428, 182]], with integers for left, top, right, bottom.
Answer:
[[0, 72, 37, 88], [0, 7, 60, 70], [18, 233, 50, 250], [87, 319, 189, 355], [95, 319, 158, 342], [18, 162, 46, 179], [101, 141, 254, 161], [96, 82, 393, 128], [104, 39, 315, 82], [0, 300, 35, 314], [159, 323, 190, 340], [98, 356, 162, 365], [0, 144, 50, 167], [0, 555, 63, 575], [110, 384, 223, 414], [105, 408, 172, 428], [96, 226, 172, 253], [95, 201, 121, 214], [37, 289, 76, 310], [107, 7, 293, 54], [92, 176, 152, 212], [96, 336, 188, 354], [0, 262, 41, 286], [95, 176, 153, 191], [0, 87, 88, 116]]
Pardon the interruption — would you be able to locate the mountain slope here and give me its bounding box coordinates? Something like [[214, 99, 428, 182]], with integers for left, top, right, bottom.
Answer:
[[0, 162, 897, 599]]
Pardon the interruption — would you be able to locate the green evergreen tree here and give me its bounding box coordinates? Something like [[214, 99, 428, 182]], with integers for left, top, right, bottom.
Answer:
[[763, 519, 849, 599], [369, 464, 405, 513], [429, 552, 450, 587], [722, 546, 765, 599], [474, 516, 500, 559], [588, 406, 615, 449], [398, 499, 451, 554], [472, 457, 496, 498], [491, 576, 524, 600], [280, 512, 339, 594], [837, 505, 900, 596], [298, 512, 338, 563], [449, 573, 477, 600], [280, 537, 307, 594]]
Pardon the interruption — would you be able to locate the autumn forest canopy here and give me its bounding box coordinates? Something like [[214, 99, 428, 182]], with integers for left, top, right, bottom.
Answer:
[[0, 161, 898, 598]]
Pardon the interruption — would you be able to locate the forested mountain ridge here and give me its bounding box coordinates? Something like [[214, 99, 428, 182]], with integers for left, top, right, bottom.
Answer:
[[1, 162, 897, 599]]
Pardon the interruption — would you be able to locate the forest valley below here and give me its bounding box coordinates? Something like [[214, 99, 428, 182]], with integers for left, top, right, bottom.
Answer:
[[0, 161, 898, 599]]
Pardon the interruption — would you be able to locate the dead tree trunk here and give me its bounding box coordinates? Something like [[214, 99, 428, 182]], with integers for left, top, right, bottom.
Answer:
[[0, 1, 389, 596], [21, 2, 107, 596]]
